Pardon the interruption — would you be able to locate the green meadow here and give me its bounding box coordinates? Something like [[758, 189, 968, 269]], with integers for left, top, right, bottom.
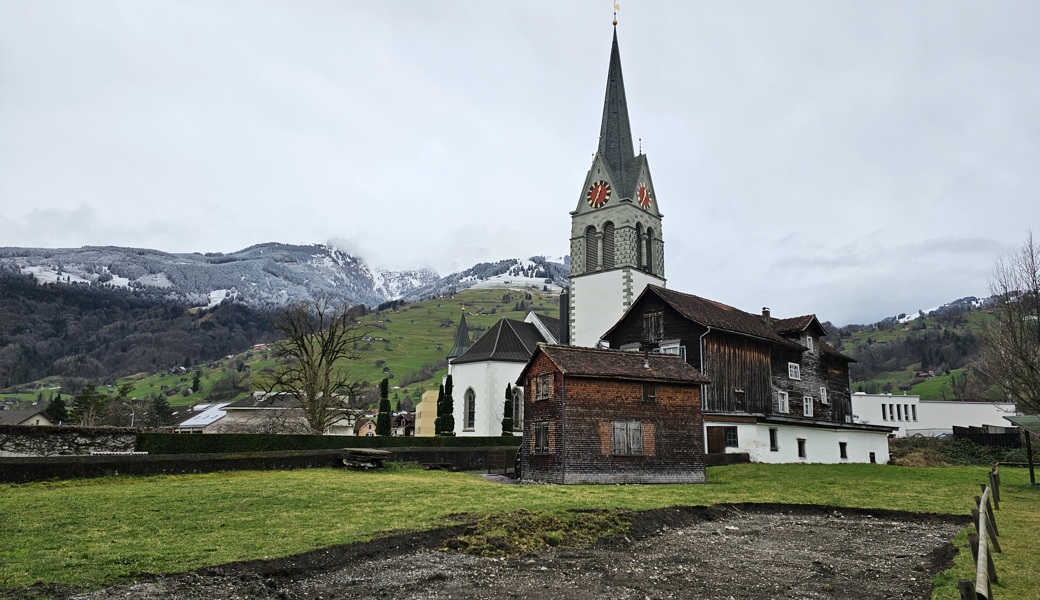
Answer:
[[1, 463, 1037, 598]]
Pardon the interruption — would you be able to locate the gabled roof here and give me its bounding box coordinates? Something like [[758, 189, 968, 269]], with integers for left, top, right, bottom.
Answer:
[[820, 340, 856, 363], [451, 318, 548, 365], [598, 28, 636, 193], [226, 393, 300, 410], [0, 408, 49, 425], [772, 314, 827, 338], [606, 285, 799, 347], [519, 344, 709, 385], [526, 312, 561, 343], [172, 402, 230, 429]]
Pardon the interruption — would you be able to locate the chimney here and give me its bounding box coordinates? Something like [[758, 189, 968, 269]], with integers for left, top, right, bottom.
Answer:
[[761, 307, 771, 325]]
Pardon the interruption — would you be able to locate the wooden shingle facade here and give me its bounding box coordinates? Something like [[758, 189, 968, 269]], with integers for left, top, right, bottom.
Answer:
[[601, 286, 894, 462], [518, 344, 709, 484]]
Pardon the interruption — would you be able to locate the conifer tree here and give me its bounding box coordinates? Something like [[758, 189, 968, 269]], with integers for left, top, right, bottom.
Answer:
[[70, 382, 107, 426], [502, 383, 514, 436], [376, 378, 392, 436], [148, 395, 174, 429], [434, 383, 445, 434], [46, 394, 68, 424], [439, 375, 455, 435]]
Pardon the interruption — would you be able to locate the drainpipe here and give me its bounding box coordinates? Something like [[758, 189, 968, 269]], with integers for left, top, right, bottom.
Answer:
[[699, 326, 712, 453]]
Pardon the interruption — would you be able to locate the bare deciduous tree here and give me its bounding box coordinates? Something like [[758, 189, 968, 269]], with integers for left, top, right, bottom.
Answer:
[[976, 231, 1040, 415], [256, 297, 369, 433]]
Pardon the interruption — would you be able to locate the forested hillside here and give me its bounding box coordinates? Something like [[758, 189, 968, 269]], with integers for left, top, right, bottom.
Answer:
[[0, 270, 275, 389], [824, 300, 991, 399]]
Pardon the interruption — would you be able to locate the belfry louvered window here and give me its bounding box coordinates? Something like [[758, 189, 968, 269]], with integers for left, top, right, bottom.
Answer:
[[602, 222, 615, 269], [635, 223, 644, 268], [585, 226, 599, 272], [645, 227, 655, 271]]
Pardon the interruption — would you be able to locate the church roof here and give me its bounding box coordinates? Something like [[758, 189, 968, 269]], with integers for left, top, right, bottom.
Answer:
[[447, 311, 471, 359], [450, 318, 548, 365], [523, 344, 710, 385], [598, 28, 637, 194]]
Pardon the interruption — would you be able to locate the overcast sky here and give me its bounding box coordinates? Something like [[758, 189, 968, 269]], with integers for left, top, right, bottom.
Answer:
[[2, 1, 1038, 325]]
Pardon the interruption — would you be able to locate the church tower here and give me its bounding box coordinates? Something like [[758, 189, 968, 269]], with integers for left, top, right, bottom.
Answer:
[[569, 26, 665, 347]]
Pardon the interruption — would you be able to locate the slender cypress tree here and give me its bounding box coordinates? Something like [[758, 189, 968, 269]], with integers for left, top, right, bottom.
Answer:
[[501, 383, 514, 436], [440, 375, 455, 436], [376, 378, 392, 436]]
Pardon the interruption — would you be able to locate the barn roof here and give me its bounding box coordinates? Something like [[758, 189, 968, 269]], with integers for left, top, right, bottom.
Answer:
[[521, 344, 710, 385]]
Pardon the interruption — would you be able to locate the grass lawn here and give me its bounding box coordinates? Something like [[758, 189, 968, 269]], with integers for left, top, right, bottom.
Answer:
[[1, 464, 1037, 598]]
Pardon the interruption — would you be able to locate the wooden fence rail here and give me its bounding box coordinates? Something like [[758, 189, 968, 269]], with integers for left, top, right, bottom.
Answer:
[[958, 465, 1001, 600]]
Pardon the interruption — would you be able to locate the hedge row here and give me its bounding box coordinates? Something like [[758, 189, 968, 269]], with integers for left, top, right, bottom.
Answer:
[[137, 432, 523, 454]]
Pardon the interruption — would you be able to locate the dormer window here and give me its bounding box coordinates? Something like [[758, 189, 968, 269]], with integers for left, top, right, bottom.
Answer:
[[788, 362, 801, 380]]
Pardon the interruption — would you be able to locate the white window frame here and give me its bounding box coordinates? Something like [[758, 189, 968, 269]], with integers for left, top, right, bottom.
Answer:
[[803, 395, 814, 417], [655, 343, 687, 361], [805, 335, 815, 354], [819, 387, 828, 406], [788, 362, 801, 380], [777, 391, 789, 414]]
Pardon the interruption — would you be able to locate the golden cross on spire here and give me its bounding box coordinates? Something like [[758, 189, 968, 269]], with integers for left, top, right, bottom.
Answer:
[[612, 2, 620, 26]]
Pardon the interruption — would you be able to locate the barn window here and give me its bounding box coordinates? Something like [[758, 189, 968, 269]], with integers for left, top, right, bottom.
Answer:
[[839, 442, 848, 460], [642, 383, 656, 403], [585, 226, 599, 273], [612, 421, 643, 456], [819, 387, 828, 405], [534, 422, 549, 454], [534, 374, 552, 400], [803, 396, 814, 418], [777, 391, 789, 413], [464, 388, 476, 430], [643, 311, 664, 343], [788, 363, 801, 380], [512, 386, 523, 430], [797, 438, 807, 459], [656, 344, 686, 360], [602, 222, 615, 269], [723, 427, 738, 448], [769, 428, 780, 451]]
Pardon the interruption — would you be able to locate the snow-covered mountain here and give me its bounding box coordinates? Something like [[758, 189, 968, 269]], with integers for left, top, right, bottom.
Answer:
[[890, 296, 990, 325], [0, 243, 569, 309]]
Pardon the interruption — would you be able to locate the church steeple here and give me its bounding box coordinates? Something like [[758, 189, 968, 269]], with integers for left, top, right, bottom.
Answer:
[[447, 311, 471, 360], [598, 28, 636, 192]]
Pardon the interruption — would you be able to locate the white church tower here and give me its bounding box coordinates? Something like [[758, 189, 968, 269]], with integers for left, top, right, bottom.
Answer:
[[568, 26, 665, 347]]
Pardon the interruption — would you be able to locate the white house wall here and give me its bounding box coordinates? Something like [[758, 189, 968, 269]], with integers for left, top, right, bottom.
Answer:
[[570, 270, 663, 347], [851, 393, 1018, 437], [711, 420, 891, 464], [450, 360, 525, 437]]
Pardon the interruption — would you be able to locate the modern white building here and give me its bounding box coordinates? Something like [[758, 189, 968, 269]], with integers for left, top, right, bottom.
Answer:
[[717, 417, 892, 464], [851, 393, 1019, 437]]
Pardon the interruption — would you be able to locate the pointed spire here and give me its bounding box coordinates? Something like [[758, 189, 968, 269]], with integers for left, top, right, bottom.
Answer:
[[447, 310, 471, 359], [598, 27, 636, 191]]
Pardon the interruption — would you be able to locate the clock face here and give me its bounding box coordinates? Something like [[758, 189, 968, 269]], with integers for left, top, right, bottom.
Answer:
[[637, 183, 652, 210], [586, 180, 611, 208]]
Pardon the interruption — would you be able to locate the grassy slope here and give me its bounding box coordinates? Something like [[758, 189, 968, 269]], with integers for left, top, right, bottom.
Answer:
[[1, 287, 561, 411], [1, 464, 1037, 599]]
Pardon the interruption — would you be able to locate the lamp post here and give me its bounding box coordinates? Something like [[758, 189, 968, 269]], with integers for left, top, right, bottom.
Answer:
[[122, 402, 135, 428]]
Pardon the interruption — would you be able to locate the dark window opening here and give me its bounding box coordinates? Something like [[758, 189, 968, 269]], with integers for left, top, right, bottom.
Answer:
[[642, 383, 656, 403], [724, 426, 738, 448], [797, 438, 807, 459], [769, 428, 779, 451], [839, 441, 848, 460]]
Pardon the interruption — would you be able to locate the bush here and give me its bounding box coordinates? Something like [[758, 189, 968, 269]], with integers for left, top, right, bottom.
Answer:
[[889, 436, 1027, 466], [136, 433, 521, 454]]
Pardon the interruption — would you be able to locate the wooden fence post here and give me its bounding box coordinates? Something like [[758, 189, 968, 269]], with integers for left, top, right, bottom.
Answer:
[[989, 468, 1000, 509], [957, 579, 978, 599]]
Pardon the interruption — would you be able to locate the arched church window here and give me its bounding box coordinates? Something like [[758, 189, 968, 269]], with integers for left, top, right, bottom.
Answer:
[[602, 222, 615, 269], [585, 226, 599, 273], [635, 223, 644, 268], [464, 388, 476, 430], [645, 227, 655, 272], [512, 387, 523, 430]]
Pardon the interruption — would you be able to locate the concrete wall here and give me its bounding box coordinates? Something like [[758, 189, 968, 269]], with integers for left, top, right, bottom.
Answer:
[[450, 360, 524, 437], [851, 393, 1018, 437], [570, 270, 663, 347], [707, 419, 891, 465]]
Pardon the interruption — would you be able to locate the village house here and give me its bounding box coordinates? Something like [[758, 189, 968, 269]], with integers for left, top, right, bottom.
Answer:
[[601, 286, 895, 463], [518, 344, 709, 484], [0, 408, 56, 427]]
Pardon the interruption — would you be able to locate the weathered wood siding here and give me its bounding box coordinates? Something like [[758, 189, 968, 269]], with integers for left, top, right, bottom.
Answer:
[[520, 352, 565, 484], [771, 341, 853, 424], [700, 331, 773, 413]]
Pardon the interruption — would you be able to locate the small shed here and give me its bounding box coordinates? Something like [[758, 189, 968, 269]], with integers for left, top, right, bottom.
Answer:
[[517, 344, 710, 484]]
